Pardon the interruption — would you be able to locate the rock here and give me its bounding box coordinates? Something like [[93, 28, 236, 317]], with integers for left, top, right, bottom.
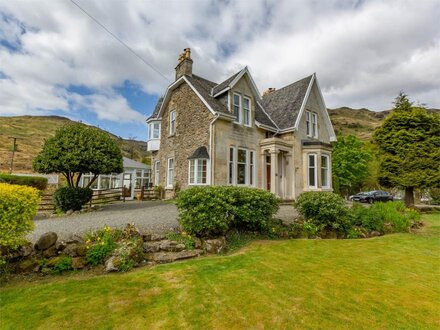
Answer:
[[71, 257, 86, 269], [151, 233, 166, 241], [19, 243, 34, 257], [174, 250, 203, 260], [65, 234, 84, 244], [66, 210, 74, 216], [42, 245, 58, 258], [143, 242, 161, 253], [151, 252, 176, 263], [193, 238, 202, 249], [141, 232, 152, 242], [105, 257, 118, 272], [369, 231, 381, 237], [55, 241, 67, 251], [16, 258, 39, 273], [76, 244, 87, 257], [203, 237, 226, 254], [63, 243, 79, 257], [35, 232, 58, 251], [159, 240, 186, 252]]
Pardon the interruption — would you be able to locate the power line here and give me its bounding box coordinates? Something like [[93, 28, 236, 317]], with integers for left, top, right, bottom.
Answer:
[[69, 0, 171, 83]]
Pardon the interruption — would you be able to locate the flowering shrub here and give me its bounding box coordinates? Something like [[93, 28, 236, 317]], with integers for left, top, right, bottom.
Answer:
[[0, 183, 40, 259], [85, 226, 119, 266]]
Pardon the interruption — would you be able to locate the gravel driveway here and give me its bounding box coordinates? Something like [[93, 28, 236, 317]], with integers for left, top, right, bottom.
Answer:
[[29, 201, 298, 243]]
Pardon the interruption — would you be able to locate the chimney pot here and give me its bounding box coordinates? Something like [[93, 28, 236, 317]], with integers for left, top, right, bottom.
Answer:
[[175, 48, 193, 80], [263, 87, 276, 96]]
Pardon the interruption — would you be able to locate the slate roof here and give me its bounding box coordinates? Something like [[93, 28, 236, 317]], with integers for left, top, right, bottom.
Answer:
[[188, 146, 210, 159], [261, 75, 313, 130], [211, 70, 242, 96], [147, 72, 312, 132], [123, 157, 150, 170]]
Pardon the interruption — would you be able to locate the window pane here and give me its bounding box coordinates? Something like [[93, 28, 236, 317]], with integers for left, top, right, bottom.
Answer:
[[309, 167, 315, 186], [201, 160, 207, 184], [189, 160, 195, 184], [321, 155, 327, 168], [230, 147, 234, 161], [237, 164, 246, 184], [229, 163, 234, 184], [309, 154, 315, 167], [249, 151, 254, 186], [233, 94, 240, 122], [238, 149, 247, 163]]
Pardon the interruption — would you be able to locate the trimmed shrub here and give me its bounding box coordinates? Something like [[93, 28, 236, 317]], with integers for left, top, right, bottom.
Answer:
[[0, 183, 40, 253], [294, 191, 349, 233], [349, 201, 419, 234], [176, 186, 280, 237], [53, 186, 93, 212], [0, 173, 48, 191]]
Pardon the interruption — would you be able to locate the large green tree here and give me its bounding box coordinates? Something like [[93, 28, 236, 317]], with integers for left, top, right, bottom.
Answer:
[[332, 135, 372, 197], [33, 123, 123, 187], [373, 93, 440, 206]]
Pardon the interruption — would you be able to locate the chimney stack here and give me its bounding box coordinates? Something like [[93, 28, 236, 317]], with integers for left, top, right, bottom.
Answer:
[[263, 87, 276, 96], [175, 48, 193, 80]]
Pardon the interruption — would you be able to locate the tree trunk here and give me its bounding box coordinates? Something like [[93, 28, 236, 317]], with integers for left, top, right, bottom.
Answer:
[[405, 186, 415, 207]]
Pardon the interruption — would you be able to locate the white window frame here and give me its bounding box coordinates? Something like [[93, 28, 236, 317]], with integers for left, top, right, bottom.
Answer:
[[308, 153, 317, 189], [233, 93, 241, 124], [166, 158, 174, 187], [149, 122, 161, 140], [169, 110, 176, 135], [243, 96, 251, 127], [228, 147, 255, 186], [321, 154, 330, 188], [306, 111, 318, 138], [188, 159, 209, 185], [154, 161, 160, 186], [228, 146, 235, 185]]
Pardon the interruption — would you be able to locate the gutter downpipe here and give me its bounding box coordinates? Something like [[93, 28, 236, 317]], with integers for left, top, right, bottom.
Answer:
[[209, 114, 219, 185]]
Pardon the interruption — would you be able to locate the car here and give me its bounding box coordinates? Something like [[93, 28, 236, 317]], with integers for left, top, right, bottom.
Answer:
[[352, 190, 393, 204], [348, 192, 369, 202]]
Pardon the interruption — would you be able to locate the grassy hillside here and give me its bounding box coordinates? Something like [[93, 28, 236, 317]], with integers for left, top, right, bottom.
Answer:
[[0, 116, 149, 173]]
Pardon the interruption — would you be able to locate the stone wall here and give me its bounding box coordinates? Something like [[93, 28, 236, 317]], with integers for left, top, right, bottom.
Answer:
[[152, 82, 214, 197]]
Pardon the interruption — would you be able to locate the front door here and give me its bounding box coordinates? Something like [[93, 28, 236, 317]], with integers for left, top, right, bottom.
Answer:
[[266, 155, 271, 191]]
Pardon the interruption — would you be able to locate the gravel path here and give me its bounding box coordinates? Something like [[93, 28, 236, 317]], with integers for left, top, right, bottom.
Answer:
[[29, 201, 298, 243]]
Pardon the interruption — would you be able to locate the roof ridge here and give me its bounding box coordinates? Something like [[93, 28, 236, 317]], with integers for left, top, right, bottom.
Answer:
[[191, 74, 218, 86], [264, 74, 313, 98]]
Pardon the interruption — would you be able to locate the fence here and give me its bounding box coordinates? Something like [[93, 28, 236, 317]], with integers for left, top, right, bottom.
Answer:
[[38, 186, 158, 212]]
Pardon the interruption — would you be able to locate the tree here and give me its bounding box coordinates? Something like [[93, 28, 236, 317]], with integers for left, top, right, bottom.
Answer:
[[373, 93, 440, 206], [33, 123, 123, 188], [332, 135, 372, 197]]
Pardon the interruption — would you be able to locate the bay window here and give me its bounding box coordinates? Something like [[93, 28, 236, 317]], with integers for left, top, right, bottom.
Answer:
[[321, 155, 329, 188], [189, 159, 208, 185], [237, 149, 247, 185], [149, 122, 160, 139], [308, 153, 317, 188]]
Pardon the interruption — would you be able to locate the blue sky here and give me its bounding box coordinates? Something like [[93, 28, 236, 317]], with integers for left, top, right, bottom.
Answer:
[[0, 0, 439, 140]]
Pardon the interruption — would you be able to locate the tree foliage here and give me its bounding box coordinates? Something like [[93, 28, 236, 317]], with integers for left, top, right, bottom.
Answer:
[[373, 93, 440, 205], [332, 135, 372, 196], [33, 124, 123, 187]]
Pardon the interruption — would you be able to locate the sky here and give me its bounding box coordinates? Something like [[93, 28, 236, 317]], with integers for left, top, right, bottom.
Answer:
[[0, 0, 439, 140]]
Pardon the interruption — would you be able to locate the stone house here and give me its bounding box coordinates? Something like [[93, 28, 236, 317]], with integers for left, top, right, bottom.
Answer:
[[146, 48, 336, 200]]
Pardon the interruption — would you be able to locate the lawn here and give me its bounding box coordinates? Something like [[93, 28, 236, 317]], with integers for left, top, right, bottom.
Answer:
[[1, 214, 439, 329]]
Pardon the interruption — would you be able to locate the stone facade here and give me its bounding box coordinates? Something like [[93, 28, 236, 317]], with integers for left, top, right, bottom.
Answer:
[[152, 82, 214, 198]]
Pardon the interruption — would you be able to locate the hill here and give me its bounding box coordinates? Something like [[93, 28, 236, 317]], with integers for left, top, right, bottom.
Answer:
[[0, 116, 150, 173]]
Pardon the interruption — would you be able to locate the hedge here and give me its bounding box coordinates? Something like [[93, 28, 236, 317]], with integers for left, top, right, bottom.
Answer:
[[0, 173, 48, 191], [176, 186, 280, 237], [0, 183, 40, 253], [53, 186, 93, 212]]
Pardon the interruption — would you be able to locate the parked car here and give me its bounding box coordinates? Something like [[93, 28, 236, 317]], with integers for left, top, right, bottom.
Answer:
[[348, 192, 369, 202], [351, 190, 393, 204]]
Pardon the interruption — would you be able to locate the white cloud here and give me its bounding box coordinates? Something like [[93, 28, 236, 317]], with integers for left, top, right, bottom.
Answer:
[[0, 0, 438, 125]]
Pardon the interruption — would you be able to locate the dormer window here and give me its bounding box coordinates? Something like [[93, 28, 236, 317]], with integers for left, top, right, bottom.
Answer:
[[169, 110, 176, 135], [243, 97, 251, 126], [306, 111, 318, 138], [233, 93, 241, 123]]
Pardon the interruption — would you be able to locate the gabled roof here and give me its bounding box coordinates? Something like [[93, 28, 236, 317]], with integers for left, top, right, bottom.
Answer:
[[261, 74, 313, 130], [211, 70, 242, 96], [147, 97, 163, 121]]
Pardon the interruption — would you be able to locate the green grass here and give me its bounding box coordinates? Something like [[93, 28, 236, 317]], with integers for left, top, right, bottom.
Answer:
[[1, 214, 439, 329]]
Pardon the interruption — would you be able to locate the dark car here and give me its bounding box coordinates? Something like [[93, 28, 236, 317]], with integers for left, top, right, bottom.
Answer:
[[355, 190, 393, 204], [349, 192, 369, 202]]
